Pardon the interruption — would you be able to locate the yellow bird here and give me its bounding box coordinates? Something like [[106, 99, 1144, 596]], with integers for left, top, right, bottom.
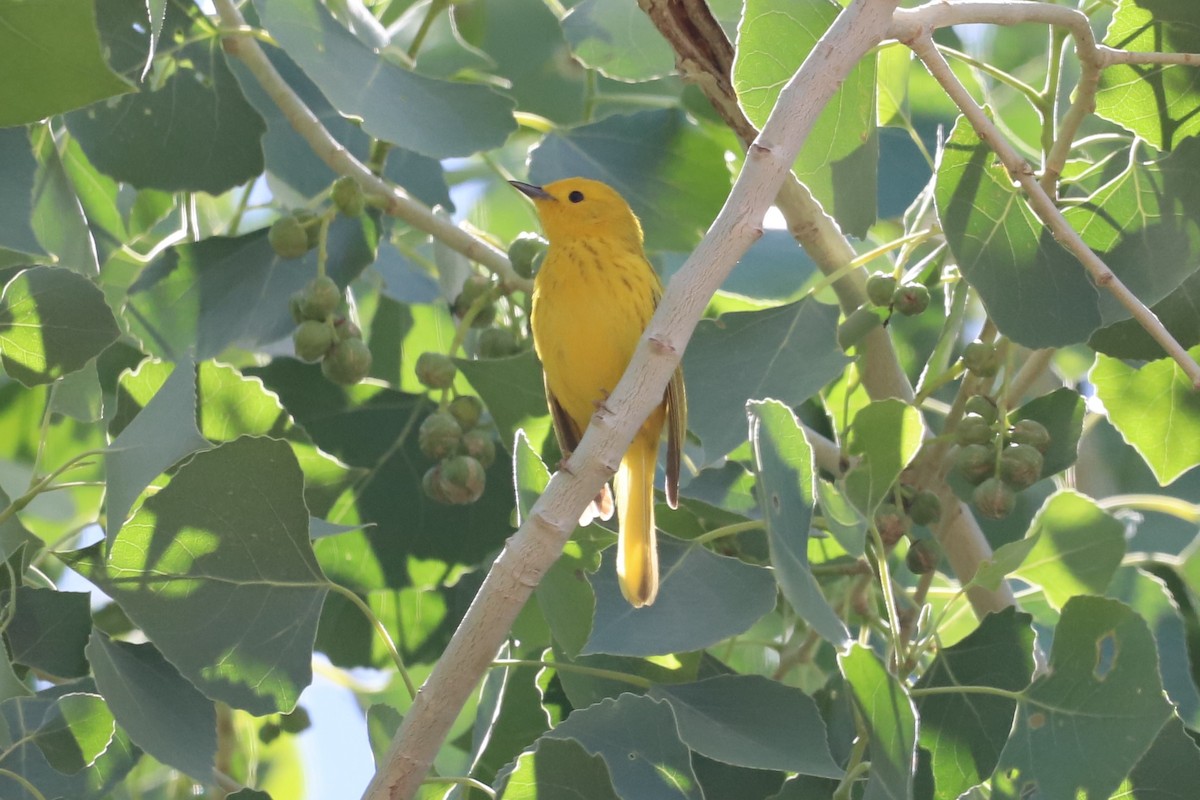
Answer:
[[511, 178, 686, 607]]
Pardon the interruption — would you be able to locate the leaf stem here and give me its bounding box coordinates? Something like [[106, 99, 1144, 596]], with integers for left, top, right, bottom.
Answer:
[[328, 582, 417, 699], [1098, 494, 1200, 524], [0, 768, 48, 800], [689, 520, 765, 546], [421, 776, 496, 798]]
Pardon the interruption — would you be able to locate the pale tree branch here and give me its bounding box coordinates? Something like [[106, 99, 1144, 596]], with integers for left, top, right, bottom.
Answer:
[[363, 1, 903, 796], [640, 0, 1014, 615], [896, 20, 1200, 388], [211, 0, 532, 293]]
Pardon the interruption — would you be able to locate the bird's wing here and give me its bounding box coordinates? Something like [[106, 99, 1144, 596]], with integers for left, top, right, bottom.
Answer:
[[545, 375, 582, 458]]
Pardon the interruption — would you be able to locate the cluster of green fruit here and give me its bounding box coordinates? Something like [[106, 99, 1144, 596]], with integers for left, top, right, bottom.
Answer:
[[415, 352, 499, 505], [453, 274, 523, 358], [953, 395, 1051, 520], [866, 271, 931, 316], [268, 176, 366, 259], [289, 275, 372, 385], [873, 484, 944, 575]]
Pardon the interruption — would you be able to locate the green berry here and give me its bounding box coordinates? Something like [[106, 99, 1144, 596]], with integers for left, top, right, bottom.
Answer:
[[415, 352, 457, 390], [963, 341, 1001, 377], [300, 275, 341, 321], [1008, 419, 1051, 453], [332, 316, 362, 341], [331, 176, 365, 217], [866, 272, 898, 307], [905, 539, 941, 574], [955, 415, 995, 447], [478, 327, 521, 358], [874, 502, 911, 547], [292, 209, 322, 248], [462, 428, 497, 468], [418, 411, 463, 460], [269, 216, 310, 259], [454, 275, 497, 328], [293, 320, 335, 362], [892, 283, 930, 316], [964, 395, 998, 425], [907, 490, 942, 526], [954, 443, 995, 485], [321, 338, 372, 385], [999, 444, 1044, 489], [507, 233, 548, 279], [448, 395, 484, 431], [436, 455, 487, 504], [422, 464, 449, 503], [973, 477, 1015, 520]]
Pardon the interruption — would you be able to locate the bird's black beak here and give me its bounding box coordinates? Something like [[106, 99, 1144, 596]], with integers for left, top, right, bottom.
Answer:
[[509, 181, 554, 201]]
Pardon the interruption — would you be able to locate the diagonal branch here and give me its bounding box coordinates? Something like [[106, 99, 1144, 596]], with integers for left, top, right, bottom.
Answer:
[[212, 0, 531, 293], [363, 1, 903, 796]]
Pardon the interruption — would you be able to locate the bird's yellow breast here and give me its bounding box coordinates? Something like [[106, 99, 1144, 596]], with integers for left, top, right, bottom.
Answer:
[[531, 239, 661, 430]]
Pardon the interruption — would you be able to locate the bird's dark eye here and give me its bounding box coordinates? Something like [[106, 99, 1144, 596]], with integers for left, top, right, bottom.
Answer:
[[568, 190, 584, 203]]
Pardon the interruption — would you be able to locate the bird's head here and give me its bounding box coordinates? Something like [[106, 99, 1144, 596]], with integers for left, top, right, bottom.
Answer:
[[510, 178, 643, 248]]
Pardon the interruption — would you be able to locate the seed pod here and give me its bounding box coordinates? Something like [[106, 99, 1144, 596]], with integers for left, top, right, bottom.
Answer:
[[293, 320, 335, 362], [332, 316, 362, 341], [422, 464, 449, 503], [507, 233, 548, 279], [1008, 419, 1051, 453], [999, 444, 1044, 489], [331, 176, 365, 217], [415, 352, 457, 389], [905, 539, 941, 574], [954, 443, 995, 485], [448, 395, 485, 431], [866, 272, 898, 307], [321, 338, 372, 385], [462, 428, 497, 468], [963, 341, 1001, 377], [907, 490, 943, 526], [964, 394, 998, 425], [292, 209, 322, 248], [973, 477, 1015, 520], [874, 502, 911, 547], [437, 455, 487, 504], [269, 216, 310, 259], [453, 274, 497, 328], [893, 283, 930, 316], [955, 415, 995, 447], [419, 411, 463, 460], [478, 327, 521, 358], [301, 276, 342, 321]]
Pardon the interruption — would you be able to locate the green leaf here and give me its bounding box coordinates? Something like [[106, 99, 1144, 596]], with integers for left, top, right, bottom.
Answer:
[[684, 297, 849, 464], [1097, 0, 1200, 151], [127, 215, 377, 360], [456, 351, 551, 451], [1129, 715, 1200, 799], [30, 126, 99, 276], [254, 0, 516, 159], [995, 596, 1173, 800], [64, 1, 265, 194], [106, 359, 212, 540], [818, 480, 866, 557], [0, 128, 44, 259], [840, 644, 917, 800], [1009, 388, 1084, 477], [528, 109, 730, 251], [0, 485, 38, 566], [544, 694, 703, 800], [562, 0, 675, 81], [0, 685, 139, 799], [749, 400, 849, 646], [1092, 346, 1200, 485], [660, 230, 819, 305], [65, 437, 328, 715], [1091, 267, 1200, 359], [6, 588, 92, 679], [583, 534, 775, 657], [650, 675, 842, 777], [498, 737, 619, 800], [468, 658, 551, 783], [515, 433, 598, 657], [734, 0, 877, 237], [915, 608, 1035, 800], [32, 693, 115, 775], [1012, 490, 1125, 610], [0, 0, 133, 126], [935, 115, 1100, 347], [0, 267, 119, 386], [844, 399, 925, 514], [229, 47, 451, 208], [86, 632, 216, 783]]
